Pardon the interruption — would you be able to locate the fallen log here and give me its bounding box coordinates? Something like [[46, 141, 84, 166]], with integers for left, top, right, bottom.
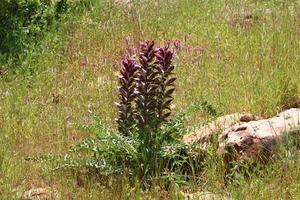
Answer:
[[218, 108, 300, 161], [182, 113, 259, 144], [183, 108, 300, 162]]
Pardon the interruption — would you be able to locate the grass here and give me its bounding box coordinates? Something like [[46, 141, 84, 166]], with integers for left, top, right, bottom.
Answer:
[[1, 0, 300, 199]]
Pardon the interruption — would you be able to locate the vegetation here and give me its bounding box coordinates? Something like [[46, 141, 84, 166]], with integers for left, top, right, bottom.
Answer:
[[0, 0, 71, 57], [1, 0, 300, 199]]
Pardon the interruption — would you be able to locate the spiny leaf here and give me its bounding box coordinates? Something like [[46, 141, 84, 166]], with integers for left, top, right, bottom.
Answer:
[[165, 77, 176, 86]]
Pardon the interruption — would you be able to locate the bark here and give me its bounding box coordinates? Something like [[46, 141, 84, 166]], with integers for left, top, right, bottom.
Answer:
[[183, 108, 300, 161], [218, 108, 300, 161]]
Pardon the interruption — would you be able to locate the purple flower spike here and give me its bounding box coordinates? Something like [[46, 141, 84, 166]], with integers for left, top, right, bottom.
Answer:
[[116, 41, 176, 136], [154, 47, 176, 121], [116, 59, 138, 135], [135, 41, 159, 130]]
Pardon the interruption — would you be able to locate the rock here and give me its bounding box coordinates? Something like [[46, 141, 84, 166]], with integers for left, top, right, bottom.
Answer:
[[114, 0, 133, 7], [218, 108, 300, 161], [183, 113, 259, 144], [22, 187, 56, 200], [184, 191, 231, 200]]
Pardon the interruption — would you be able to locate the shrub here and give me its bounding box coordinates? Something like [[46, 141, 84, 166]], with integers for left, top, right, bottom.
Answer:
[[0, 0, 69, 56]]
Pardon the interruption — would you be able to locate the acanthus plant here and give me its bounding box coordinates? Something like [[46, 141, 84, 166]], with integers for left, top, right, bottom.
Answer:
[[116, 41, 176, 137], [33, 40, 215, 188], [115, 41, 177, 180]]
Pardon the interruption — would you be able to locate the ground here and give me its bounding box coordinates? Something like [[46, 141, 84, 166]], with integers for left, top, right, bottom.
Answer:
[[1, 0, 300, 199]]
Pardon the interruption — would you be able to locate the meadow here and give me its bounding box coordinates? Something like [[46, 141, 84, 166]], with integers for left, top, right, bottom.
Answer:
[[1, 0, 300, 199]]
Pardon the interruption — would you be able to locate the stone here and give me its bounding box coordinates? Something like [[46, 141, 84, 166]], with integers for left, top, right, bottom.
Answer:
[[22, 187, 56, 200], [184, 191, 231, 200], [114, 0, 133, 7]]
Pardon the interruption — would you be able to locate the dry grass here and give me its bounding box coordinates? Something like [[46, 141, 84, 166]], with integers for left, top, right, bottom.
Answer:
[[1, 0, 300, 199]]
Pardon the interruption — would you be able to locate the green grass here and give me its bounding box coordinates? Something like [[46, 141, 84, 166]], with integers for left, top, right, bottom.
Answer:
[[1, 0, 300, 199]]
